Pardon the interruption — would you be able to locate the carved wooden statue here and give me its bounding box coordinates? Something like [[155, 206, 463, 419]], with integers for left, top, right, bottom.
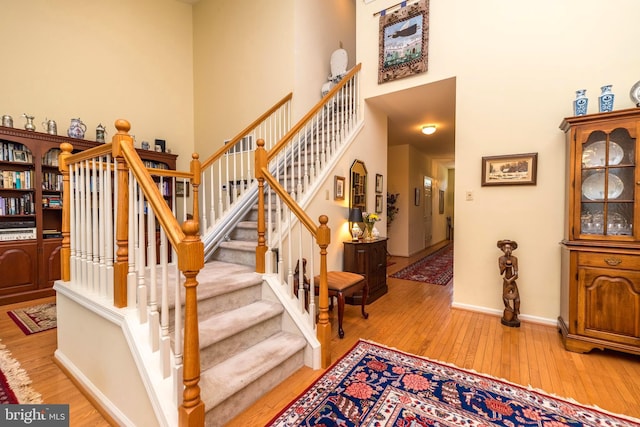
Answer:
[[497, 239, 520, 327]]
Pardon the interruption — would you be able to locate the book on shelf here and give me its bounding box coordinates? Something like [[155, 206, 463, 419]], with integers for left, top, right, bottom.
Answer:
[[43, 229, 63, 239]]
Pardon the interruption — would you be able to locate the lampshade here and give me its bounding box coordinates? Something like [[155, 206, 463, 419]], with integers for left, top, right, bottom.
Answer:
[[421, 125, 437, 135], [348, 207, 363, 223]]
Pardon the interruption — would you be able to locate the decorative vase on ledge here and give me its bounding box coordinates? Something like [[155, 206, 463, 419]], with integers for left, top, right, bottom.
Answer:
[[599, 85, 615, 113], [573, 89, 588, 116]]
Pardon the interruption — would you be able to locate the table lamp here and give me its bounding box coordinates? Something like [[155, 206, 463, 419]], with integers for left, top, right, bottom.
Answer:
[[348, 207, 363, 241]]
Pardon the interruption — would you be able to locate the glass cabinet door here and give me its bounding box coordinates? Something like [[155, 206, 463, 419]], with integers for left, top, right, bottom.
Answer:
[[579, 128, 635, 238]]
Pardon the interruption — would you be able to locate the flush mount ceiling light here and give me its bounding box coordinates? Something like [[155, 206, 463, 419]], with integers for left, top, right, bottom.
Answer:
[[421, 125, 437, 135]]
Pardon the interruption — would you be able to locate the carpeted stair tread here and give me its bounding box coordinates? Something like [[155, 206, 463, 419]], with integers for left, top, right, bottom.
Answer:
[[200, 331, 307, 409], [198, 300, 283, 348], [218, 240, 257, 250], [151, 261, 262, 311], [195, 261, 262, 296], [235, 221, 257, 229]]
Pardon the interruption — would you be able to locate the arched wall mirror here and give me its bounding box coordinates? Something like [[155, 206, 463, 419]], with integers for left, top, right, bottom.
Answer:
[[350, 159, 367, 213]]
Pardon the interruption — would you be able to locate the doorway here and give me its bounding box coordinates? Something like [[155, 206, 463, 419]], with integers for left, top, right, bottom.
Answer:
[[423, 176, 433, 248]]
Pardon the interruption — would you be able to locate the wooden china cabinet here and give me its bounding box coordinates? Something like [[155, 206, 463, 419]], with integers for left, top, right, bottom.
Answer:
[[0, 125, 177, 305], [559, 108, 640, 355]]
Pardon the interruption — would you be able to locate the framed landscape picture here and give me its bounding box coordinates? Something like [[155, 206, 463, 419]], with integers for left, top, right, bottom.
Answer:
[[481, 153, 538, 186]]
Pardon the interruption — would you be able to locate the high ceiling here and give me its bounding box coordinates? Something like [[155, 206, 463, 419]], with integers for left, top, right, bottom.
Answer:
[[366, 77, 456, 168]]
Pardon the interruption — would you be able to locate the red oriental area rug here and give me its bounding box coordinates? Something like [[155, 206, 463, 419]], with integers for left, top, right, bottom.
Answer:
[[391, 242, 453, 285], [8, 302, 57, 335], [0, 341, 42, 404], [267, 340, 640, 427]]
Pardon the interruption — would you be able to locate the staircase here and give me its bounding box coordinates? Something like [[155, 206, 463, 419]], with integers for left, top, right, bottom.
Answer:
[[200, 74, 363, 423], [55, 66, 363, 427], [189, 261, 306, 426]]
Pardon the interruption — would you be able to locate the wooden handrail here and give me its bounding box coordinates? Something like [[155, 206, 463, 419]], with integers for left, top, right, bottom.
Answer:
[[121, 143, 185, 249], [267, 64, 361, 163], [201, 92, 293, 170], [65, 143, 113, 164], [260, 167, 319, 236]]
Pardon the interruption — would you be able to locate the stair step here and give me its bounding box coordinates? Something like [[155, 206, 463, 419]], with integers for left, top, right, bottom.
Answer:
[[212, 240, 257, 267], [201, 331, 306, 426], [189, 261, 263, 316], [199, 300, 284, 369], [229, 221, 257, 241]]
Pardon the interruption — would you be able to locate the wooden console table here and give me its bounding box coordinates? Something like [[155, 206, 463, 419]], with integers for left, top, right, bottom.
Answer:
[[343, 238, 388, 305]]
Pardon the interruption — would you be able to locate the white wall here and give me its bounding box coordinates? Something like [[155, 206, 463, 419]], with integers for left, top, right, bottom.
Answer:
[[193, 0, 356, 158], [386, 145, 409, 255], [56, 293, 160, 426], [357, 0, 640, 322], [192, 0, 294, 157], [0, 0, 195, 170], [305, 103, 388, 271], [293, 1, 357, 120]]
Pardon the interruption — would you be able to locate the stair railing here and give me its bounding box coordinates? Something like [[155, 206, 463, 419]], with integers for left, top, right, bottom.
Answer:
[[255, 139, 332, 368], [260, 64, 361, 271], [255, 64, 362, 368], [59, 120, 205, 427], [199, 93, 292, 257]]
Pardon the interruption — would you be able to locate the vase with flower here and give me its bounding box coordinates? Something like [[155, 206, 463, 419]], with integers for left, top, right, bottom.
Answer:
[[362, 212, 380, 241]]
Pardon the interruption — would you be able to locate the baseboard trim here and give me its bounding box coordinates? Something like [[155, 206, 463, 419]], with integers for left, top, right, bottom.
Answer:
[[451, 302, 557, 327]]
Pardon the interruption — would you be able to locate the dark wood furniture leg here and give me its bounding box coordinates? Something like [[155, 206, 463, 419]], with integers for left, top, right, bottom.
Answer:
[[337, 291, 345, 338]]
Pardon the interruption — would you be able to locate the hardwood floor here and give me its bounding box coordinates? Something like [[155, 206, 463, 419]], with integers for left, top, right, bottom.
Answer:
[[229, 241, 640, 425], [0, 295, 110, 426], [2, 241, 639, 426]]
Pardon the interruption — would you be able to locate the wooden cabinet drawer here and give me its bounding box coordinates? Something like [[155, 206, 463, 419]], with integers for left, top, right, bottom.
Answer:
[[577, 251, 640, 270]]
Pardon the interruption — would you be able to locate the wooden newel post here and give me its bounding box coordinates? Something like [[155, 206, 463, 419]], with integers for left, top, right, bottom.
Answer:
[[316, 215, 332, 368], [255, 139, 267, 273], [190, 153, 201, 230], [178, 219, 205, 427], [59, 142, 73, 282], [112, 119, 132, 308]]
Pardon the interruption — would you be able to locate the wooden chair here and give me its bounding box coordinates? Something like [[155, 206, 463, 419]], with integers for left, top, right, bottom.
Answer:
[[294, 259, 369, 338]]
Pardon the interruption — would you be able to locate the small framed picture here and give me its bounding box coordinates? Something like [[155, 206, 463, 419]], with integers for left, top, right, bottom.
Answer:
[[154, 139, 166, 153], [334, 176, 345, 200], [375, 194, 383, 213], [13, 150, 27, 163], [375, 174, 383, 193], [175, 181, 189, 197], [481, 153, 538, 186]]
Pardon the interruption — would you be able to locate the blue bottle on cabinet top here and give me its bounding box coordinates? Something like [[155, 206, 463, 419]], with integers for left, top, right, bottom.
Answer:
[[599, 85, 614, 113], [574, 89, 588, 116]]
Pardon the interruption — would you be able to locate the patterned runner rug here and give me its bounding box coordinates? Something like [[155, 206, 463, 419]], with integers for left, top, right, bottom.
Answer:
[[267, 340, 640, 426], [391, 242, 453, 285], [0, 341, 42, 404], [7, 303, 57, 335]]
